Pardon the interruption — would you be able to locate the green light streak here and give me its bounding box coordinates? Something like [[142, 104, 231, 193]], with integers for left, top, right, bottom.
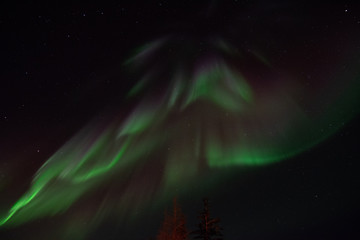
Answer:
[[72, 137, 132, 183], [223, 67, 252, 103], [124, 38, 166, 66], [127, 76, 149, 97], [69, 130, 112, 178], [0, 188, 41, 225], [119, 110, 157, 136], [0, 124, 137, 226], [182, 62, 253, 111], [168, 76, 184, 108]]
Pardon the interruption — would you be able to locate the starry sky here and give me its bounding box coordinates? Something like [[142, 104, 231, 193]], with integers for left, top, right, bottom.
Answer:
[[1, 1, 360, 240]]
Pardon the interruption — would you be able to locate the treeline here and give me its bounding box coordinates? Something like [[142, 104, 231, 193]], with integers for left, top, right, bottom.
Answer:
[[153, 198, 223, 240]]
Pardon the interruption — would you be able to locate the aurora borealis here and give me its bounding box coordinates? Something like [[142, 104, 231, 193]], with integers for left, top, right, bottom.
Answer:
[[1, 1, 360, 240]]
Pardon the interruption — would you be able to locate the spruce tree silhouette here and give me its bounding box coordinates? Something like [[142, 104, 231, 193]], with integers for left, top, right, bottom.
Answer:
[[157, 198, 188, 240], [192, 198, 223, 240]]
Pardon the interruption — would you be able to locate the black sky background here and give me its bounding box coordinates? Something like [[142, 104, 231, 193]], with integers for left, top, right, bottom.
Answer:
[[0, 1, 360, 239]]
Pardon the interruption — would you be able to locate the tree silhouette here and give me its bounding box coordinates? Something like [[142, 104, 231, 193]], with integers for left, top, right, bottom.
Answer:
[[157, 198, 188, 240], [192, 198, 223, 240]]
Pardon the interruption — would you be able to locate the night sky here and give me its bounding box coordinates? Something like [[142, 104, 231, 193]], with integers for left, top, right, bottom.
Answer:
[[1, 1, 360, 240]]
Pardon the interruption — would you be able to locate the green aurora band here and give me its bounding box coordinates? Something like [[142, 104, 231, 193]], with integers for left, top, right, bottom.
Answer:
[[0, 37, 359, 238]]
